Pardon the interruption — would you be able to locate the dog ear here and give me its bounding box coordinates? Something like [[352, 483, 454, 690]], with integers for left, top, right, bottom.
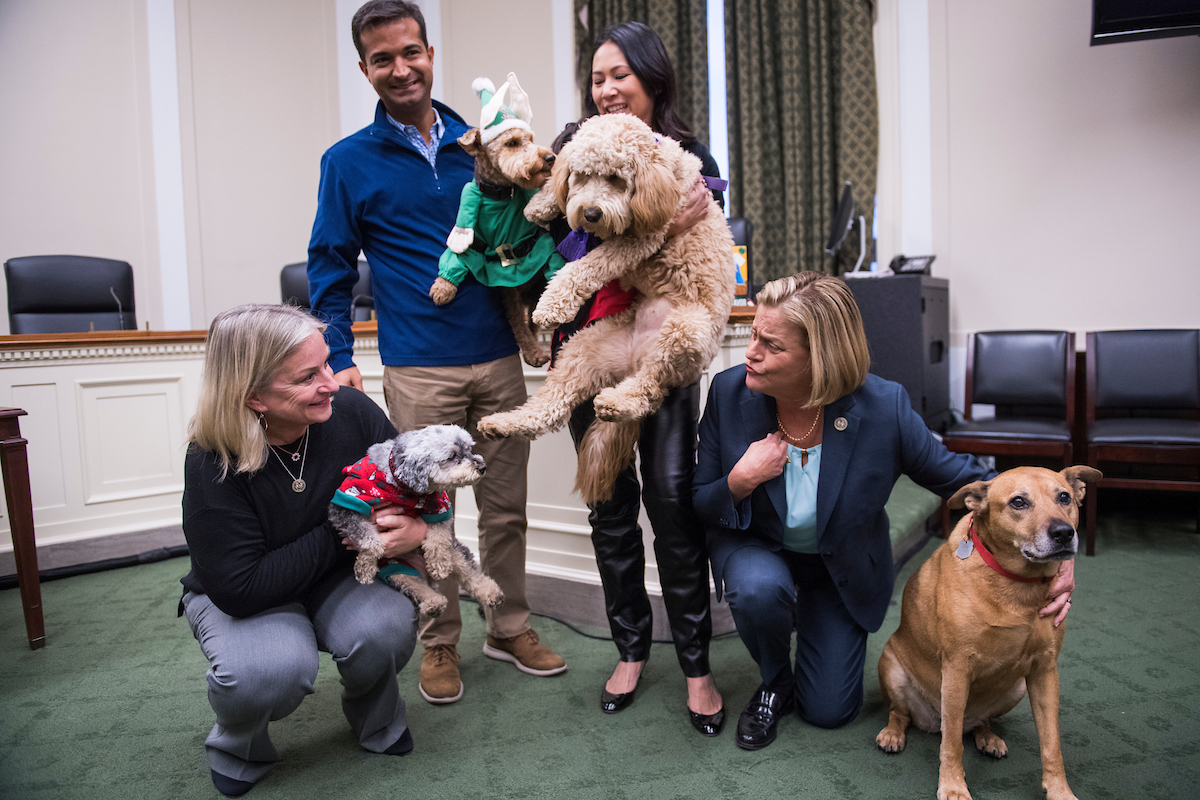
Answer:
[[1060, 465, 1102, 503], [948, 479, 989, 512], [551, 156, 571, 215], [629, 150, 680, 236], [458, 128, 484, 158], [366, 440, 394, 471], [391, 442, 430, 494]]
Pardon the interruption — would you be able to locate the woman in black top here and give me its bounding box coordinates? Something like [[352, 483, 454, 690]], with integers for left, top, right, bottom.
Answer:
[[180, 304, 424, 796], [549, 21, 726, 736]]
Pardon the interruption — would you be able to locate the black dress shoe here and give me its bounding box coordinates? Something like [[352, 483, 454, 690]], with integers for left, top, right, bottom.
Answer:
[[211, 770, 256, 798], [601, 687, 635, 714], [688, 706, 726, 737], [384, 727, 414, 756], [736, 686, 794, 751]]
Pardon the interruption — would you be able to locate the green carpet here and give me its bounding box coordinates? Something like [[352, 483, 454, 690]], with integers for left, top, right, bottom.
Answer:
[[2, 493, 1198, 800]]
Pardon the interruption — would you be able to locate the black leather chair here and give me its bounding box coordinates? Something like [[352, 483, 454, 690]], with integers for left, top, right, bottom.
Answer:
[[727, 217, 754, 301], [280, 260, 374, 322], [941, 330, 1076, 535], [1084, 329, 1200, 555], [5, 255, 136, 334]]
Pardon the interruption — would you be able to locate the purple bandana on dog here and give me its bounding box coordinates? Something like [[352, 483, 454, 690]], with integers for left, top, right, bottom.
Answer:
[[557, 228, 595, 261]]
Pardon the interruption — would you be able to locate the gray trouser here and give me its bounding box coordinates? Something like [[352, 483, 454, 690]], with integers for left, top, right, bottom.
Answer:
[[183, 568, 418, 783]]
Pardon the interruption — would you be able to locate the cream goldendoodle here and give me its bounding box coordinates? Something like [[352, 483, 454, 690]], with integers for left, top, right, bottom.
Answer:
[[476, 114, 735, 504]]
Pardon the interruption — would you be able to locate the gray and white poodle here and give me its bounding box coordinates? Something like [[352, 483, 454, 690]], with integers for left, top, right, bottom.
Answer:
[[327, 424, 504, 617]]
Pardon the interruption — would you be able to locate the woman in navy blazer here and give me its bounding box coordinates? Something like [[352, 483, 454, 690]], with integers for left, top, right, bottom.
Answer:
[[693, 272, 1074, 751]]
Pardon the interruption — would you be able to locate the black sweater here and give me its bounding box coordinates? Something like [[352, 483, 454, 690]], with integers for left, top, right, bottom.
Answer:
[[180, 388, 396, 618]]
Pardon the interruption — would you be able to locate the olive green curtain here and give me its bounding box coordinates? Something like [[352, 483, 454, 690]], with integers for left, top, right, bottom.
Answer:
[[726, 0, 878, 279], [573, 0, 710, 143]]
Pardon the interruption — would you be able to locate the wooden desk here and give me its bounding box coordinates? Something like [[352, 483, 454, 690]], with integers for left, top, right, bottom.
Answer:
[[0, 408, 44, 649]]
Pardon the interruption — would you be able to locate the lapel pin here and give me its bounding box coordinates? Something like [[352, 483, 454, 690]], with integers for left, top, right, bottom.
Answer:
[[834, 416, 848, 431]]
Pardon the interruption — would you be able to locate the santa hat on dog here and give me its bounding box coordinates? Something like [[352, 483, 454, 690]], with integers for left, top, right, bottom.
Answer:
[[474, 72, 533, 145]]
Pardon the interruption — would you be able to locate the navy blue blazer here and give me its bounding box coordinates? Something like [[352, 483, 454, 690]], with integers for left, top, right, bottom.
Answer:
[[693, 367, 992, 633]]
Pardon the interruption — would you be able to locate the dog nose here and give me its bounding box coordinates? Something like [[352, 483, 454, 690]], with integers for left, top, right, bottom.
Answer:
[[1048, 520, 1075, 545], [584, 206, 602, 223], [544, 153, 555, 166]]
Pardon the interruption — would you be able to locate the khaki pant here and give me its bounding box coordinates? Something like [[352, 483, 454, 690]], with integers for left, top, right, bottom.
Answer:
[[383, 355, 532, 646]]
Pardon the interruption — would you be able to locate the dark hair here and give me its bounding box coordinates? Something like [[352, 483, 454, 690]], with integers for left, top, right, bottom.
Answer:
[[351, 0, 427, 60], [581, 21, 695, 143]]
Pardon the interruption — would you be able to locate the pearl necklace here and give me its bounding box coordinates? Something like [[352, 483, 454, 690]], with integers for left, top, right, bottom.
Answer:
[[777, 407, 822, 455], [268, 427, 309, 493]]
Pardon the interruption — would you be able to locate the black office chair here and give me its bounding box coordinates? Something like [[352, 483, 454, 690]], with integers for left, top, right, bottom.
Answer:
[[1084, 329, 1200, 555], [941, 330, 1076, 535], [281, 260, 374, 321], [727, 217, 755, 301], [5, 255, 136, 334]]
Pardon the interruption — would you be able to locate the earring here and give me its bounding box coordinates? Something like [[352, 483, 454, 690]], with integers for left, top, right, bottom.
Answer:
[[258, 412, 268, 431]]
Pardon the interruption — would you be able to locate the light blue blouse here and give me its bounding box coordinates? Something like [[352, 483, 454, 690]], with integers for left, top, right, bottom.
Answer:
[[782, 443, 821, 553]]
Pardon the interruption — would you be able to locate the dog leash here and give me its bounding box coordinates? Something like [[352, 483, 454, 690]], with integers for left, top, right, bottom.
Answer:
[[958, 514, 1051, 584]]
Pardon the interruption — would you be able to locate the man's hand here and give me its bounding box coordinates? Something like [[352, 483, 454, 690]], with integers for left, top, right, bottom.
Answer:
[[1039, 558, 1075, 627], [727, 433, 789, 503], [665, 178, 711, 239], [334, 366, 363, 391]]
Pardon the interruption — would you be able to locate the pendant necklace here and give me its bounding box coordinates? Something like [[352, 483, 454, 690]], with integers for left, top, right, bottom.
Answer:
[[777, 407, 822, 457], [269, 427, 309, 493]]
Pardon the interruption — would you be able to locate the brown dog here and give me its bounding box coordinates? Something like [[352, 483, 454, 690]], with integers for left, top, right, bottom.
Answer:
[[876, 465, 1101, 800], [429, 79, 559, 367]]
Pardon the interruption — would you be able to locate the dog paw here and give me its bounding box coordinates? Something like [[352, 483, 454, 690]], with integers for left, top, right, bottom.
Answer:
[[973, 728, 1008, 759], [593, 387, 651, 422], [429, 277, 458, 305], [936, 781, 972, 800], [531, 298, 576, 328], [446, 226, 474, 254], [487, 590, 505, 608], [353, 556, 379, 585], [421, 596, 448, 617], [520, 345, 550, 368], [875, 728, 906, 754], [476, 412, 532, 440]]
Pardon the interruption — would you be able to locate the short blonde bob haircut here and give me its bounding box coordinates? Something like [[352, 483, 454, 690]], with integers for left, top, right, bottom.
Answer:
[[188, 303, 326, 479], [755, 271, 871, 407]]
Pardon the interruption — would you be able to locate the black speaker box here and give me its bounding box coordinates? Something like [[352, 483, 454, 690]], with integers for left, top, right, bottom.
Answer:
[[847, 275, 950, 432]]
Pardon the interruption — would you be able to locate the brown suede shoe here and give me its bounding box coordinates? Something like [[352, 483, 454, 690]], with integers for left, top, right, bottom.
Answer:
[[419, 644, 463, 704], [482, 629, 568, 676]]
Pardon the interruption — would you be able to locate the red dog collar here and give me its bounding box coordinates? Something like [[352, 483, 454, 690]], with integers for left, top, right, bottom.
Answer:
[[968, 514, 1050, 584]]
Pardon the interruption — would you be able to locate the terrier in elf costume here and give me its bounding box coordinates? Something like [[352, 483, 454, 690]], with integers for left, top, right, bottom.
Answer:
[[429, 73, 564, 367]]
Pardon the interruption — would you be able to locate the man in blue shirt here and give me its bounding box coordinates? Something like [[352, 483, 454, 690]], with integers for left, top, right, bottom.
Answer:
[[307, 0, 567, 705]]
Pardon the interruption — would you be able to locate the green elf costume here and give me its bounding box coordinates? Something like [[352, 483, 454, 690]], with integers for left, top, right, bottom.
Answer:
[[436, 73, 564, 292]]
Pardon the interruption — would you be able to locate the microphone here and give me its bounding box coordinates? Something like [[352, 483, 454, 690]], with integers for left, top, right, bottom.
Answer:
[[109, 287, 126, 329]]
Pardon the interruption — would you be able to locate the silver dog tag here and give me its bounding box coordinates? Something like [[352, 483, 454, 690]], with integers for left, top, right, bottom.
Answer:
[[956, 539, 974, 560]]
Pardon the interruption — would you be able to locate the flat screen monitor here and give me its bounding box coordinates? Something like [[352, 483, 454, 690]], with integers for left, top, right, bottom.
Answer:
[[1091, 0, 1200, 45]]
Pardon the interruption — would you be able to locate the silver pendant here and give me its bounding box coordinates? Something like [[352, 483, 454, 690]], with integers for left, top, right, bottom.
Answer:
[[292, 479, 306, 493], [291, 451, 301, 462], [956, 539, 974, 560]]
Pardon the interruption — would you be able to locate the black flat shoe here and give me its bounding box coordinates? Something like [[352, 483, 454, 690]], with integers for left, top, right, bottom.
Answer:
[[601, 687, 635, 714], [211, 770, 257, 798], [688, 706, 726, 737], [736, 686, 794, 751]]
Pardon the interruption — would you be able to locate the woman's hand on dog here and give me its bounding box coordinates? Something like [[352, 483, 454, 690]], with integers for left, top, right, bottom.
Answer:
[[1039, 558, 1075, 627], [664, 178, 711, 239], [340, 504, 427, 557]]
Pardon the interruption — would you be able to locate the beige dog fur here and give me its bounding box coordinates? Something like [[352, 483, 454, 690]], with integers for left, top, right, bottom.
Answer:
[[876, 465, 1101, 800], [475, 114, 735, 504]]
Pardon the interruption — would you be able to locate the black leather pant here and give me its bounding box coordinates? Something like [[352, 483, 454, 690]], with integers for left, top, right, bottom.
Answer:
[[568, 381, 713, 677]]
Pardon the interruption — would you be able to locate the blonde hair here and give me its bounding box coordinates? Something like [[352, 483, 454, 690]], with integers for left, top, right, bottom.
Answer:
[[187, 304, 326, 479], [755, 271, 870, 407]]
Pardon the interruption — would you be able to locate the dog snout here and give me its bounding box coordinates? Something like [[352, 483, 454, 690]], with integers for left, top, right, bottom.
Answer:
[[1047, 519, 1075, 545], [544, 153, 555, 166], [583, 206, 602, 223], [473, 454, 486, 474]]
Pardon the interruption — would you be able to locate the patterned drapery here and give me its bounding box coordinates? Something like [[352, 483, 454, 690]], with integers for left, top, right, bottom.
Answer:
[[726, 0, 878, 279]]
